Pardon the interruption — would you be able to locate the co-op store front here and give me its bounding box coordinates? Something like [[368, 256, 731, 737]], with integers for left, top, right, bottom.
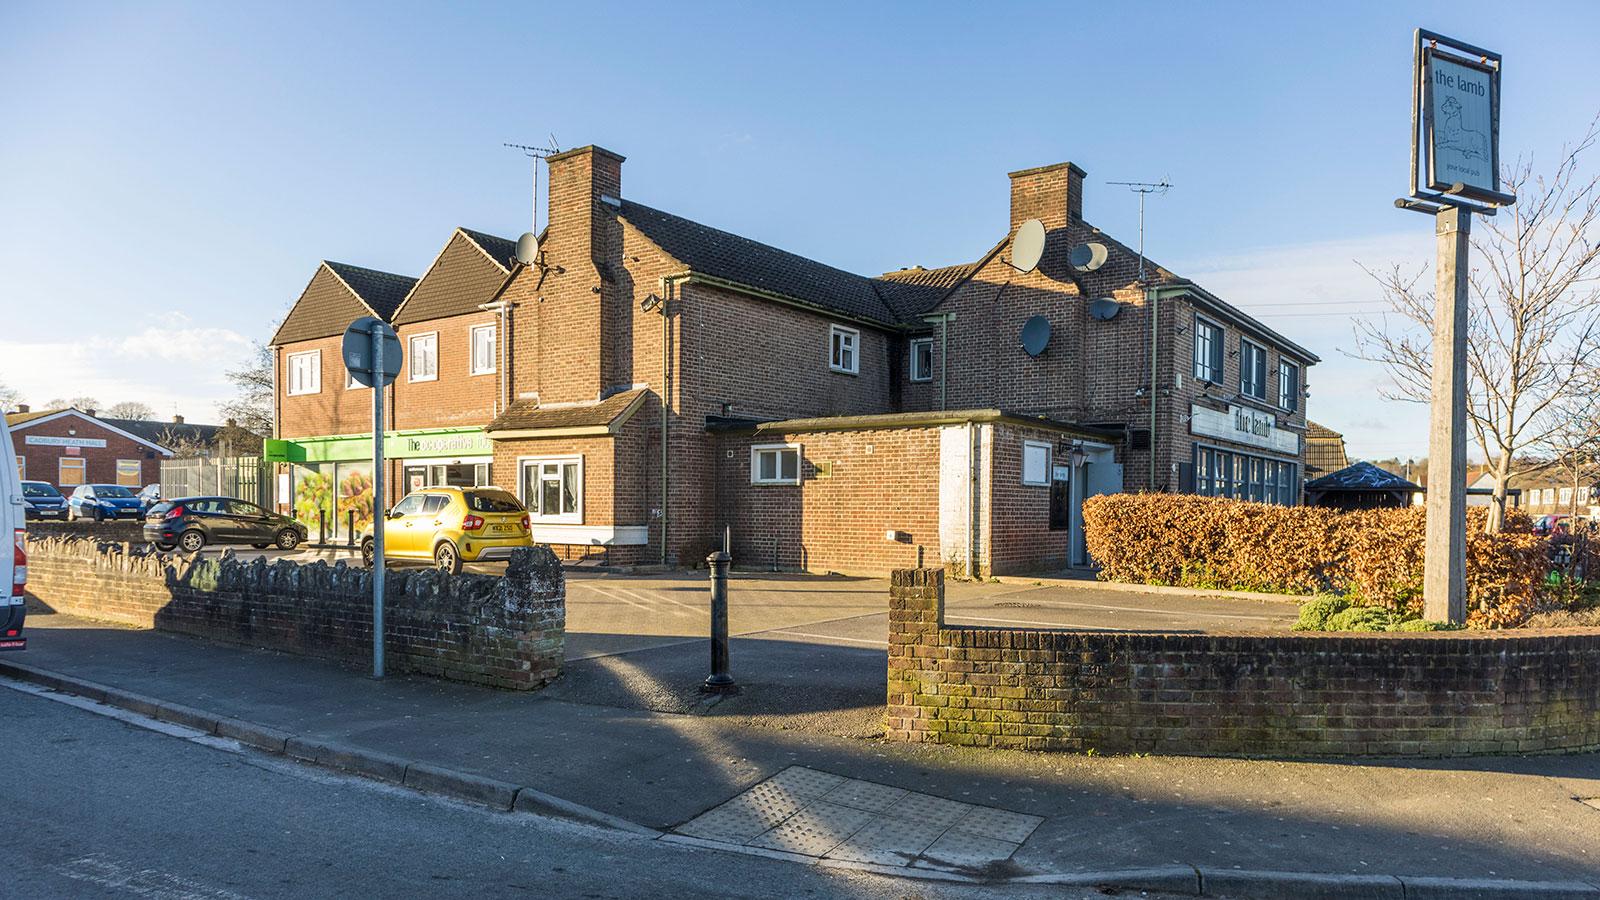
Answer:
[[263, 427, 494, 540]]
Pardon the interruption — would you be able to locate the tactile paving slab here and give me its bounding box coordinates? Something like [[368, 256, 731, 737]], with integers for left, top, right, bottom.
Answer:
[[673, 767, 1041, 871]]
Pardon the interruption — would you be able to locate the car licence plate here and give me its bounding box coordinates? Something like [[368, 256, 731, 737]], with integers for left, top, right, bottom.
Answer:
[[488, 524, 511, 533]]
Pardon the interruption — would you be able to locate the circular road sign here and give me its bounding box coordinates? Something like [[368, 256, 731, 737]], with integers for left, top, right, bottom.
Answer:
[[342, 316, 402, 388]]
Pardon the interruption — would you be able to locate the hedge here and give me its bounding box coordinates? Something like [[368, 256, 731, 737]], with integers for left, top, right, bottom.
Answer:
[[1081, 494, 1551, 627]]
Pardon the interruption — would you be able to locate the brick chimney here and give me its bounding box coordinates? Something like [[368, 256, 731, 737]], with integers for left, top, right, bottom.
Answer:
[[15, 404, 27, 414], [539, 145, 625, 404], [1008, 161, 1086, 232], [173, 414, 185, 425], [84, 407, 95, 417]]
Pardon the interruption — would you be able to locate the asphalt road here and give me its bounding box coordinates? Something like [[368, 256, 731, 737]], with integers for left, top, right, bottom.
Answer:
[[0, 683, 1133, 899]]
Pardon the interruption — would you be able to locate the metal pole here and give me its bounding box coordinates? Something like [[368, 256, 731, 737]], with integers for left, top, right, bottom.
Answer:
[[1423, 204, 1470, 623], [702, 550, 735, 693], [371, 325, 387, 678]]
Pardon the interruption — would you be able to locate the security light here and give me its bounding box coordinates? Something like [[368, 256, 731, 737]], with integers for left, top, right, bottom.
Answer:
[[640, 294, 663, 314]]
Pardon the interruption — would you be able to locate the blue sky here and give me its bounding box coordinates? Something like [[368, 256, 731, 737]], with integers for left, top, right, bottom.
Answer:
[[3, 1, 1598, 459]]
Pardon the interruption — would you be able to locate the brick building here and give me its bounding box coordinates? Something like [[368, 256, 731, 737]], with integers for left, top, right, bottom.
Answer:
[[6, 407, 239, 491], [269, 145, 1317, 575]]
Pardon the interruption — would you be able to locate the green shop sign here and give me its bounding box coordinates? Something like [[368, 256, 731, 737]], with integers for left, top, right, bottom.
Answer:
[[264, 427, 493, 463]]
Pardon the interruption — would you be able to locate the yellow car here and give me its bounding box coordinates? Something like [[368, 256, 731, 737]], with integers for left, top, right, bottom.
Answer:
[[360, 486, 531, 574]]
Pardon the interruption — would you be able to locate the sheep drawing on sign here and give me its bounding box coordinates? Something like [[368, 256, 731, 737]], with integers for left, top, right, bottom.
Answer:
[[1436, 96, 1489, 161]]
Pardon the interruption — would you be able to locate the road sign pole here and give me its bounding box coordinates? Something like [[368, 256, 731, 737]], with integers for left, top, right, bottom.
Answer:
[[371, 325, 386, 679], [1423, 204, 1470, 623]]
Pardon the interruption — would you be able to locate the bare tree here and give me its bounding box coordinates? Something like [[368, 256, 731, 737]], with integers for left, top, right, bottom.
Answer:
[[217, 341, 273, 437], [1353, 118, 1600, 531], [0, 382, 22, 414], [104, 400, 156, 420], [1532, 386, 1600, 520], [45, 396, 102, 412]]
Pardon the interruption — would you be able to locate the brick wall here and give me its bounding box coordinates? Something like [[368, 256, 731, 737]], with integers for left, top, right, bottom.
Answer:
[[276, 335, 385, 439], [886, 568, 1600, 757], [393, 309, 501, 430], [13, 416, 165, 491], [26, 521, 144, 543], [25, 537, 566, 691]]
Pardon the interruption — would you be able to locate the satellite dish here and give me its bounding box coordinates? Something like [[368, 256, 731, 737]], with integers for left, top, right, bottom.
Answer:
[[1020, 315, 1051, 357], [1010, 219, 1046, 274], [1070, 242, 1108, 273], [1089, 298, 1122, 321], [515, 232, 540, 266]]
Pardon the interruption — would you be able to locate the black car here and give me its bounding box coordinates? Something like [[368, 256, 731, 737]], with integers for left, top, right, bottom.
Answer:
[[21, 481, 67, 520], [145, 497, 307, 553]]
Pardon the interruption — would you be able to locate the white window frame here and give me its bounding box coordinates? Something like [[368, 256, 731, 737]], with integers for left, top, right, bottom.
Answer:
[[1277, 359, 1299, 412], [518, 455, 582, 524], [346, 367, 364, 390], [829, 325, 860, 375], [1239, 338, 1267, 400], [1193, 316, 1222, 383], [408, 332, 438, 383], [286, 349, 321, 396], [470, 323, 496, 376], [1022, 441, 1051, 487], [115, 459, 141, 487], [750, 443, 802, 485], [909, 337, 933, 382], [58, 457, 86, 487]]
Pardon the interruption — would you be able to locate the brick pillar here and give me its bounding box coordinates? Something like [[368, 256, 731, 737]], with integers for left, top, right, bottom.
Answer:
[[886, 567, 944, 742]]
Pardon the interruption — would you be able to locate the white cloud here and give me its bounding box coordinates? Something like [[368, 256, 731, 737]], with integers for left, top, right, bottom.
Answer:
[[1170, 231, 1445, 462], [0, 312, 251, 422]]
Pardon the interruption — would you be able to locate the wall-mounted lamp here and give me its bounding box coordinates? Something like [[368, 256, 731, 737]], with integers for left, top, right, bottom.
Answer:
[[1069, 443, 1087, 467], [1227, 349, 1240, 359]]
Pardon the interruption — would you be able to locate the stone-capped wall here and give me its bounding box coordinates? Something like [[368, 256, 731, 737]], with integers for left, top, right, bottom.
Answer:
[[887, 568, 1600, 757], [24, 536, 565, 690]]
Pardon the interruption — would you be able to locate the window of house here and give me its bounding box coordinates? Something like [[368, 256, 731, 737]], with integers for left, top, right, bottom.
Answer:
[[750, 444, 801, 485], [1560, 487, 1574, 507], [909, 338, 933, 382], [115, 459, 141, 487], [830, 325, 859, 374], [520, 457, 581, 522], [346, 367, 364, 390], [409, 333, 438, 382], [58, 458, 85, 487], [1278, 360, 1299, 412], [287, 350, 320, 396], [470, 324, 496, 375], [1240, 339, 1267, 400], [1021, 441, 1051, 487], [1580, 486, 1591, 505], [1194, 317, 1223, 383]]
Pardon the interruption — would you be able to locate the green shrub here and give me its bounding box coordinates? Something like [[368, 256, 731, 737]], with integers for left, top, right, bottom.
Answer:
[[1293, 596, 1349, 631], [1387, 619, 1462, 632], [1325, 607, 1395, 632]]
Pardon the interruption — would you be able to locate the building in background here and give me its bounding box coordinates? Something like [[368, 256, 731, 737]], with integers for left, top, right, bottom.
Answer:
[[1304, 421, 1349, 479], [4, 406, 244, 491]]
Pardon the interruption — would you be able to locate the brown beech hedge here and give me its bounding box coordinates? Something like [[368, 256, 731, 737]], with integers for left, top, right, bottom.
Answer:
[[1081, 494, 1550, 627]]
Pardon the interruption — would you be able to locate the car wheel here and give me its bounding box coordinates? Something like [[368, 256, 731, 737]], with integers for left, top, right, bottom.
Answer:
[[275, 529, 300, 551], [155, 542, 176, 552], [361, 539, 376, 568], [178, 530, 206, 553], [434, 541, 462, 575], [94, 508, 105, 523]]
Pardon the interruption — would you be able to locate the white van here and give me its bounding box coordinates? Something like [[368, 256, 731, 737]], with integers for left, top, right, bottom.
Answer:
[[1, 414, 27, 650]]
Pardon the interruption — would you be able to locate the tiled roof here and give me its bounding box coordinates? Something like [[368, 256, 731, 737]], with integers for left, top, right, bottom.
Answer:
[[620, 201, 900, 326], [486, 388, 648, 433], [102, 417, 225, 447], [4, 408, 61, 427], [459, 228, 519, 270], [874, 263, 982, 321], [1306, 461, 1422, 492], [392, 230, 515, 326], [1304, 420, 1349, 474], [325, 262, 416, 321]]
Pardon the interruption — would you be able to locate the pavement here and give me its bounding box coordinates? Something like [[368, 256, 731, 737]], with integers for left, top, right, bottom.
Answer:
[[10, 569, 1600, 896]]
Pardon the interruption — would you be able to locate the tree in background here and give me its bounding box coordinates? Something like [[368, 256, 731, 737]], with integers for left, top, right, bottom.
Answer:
[[218, 341, 272, 437], [1354, 119, 1600, 531], [45, 396, 102, 412], [104, 401, 156, 420], [1532, 385, 1600, 520], [0, 382, 22, 414]]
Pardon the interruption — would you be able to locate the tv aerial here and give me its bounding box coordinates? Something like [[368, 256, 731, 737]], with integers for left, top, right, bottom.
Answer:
[[1106, 178, 1172, 282], [506, 137, 561, 272], [1008, 219, 1046, 273]]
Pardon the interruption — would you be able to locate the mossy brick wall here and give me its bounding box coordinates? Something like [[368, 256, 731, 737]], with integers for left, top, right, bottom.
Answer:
[[28, 520, 145, 544], [24, 536, 565, 691], [886, 567, 1600, 757]]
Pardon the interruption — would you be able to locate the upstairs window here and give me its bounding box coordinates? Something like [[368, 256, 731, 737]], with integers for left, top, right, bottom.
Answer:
[[1278, 359, 1299, 412], [409, 332, 438, 382], [751, 444, 801, 485], [1193, 317, 1223, 383], [909, 338, 933, 382], [1240, 338, 1267, 400], [830, 325, 859, 374], [287, 350, 321, 396], [470, 324, 496, 375]]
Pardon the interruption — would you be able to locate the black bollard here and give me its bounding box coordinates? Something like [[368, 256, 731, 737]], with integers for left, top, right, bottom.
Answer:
[[318, 508, 326, 547], [702, 550, 736, 694], [346, 509, 355, 547]]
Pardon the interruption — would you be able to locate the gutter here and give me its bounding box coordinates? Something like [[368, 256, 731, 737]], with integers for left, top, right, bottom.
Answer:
[[1154, 281, 1320, 365]]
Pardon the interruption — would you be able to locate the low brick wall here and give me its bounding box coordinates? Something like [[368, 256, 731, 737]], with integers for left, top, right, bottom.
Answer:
[[24, 536, 565, 690], [27, 520, 145, 544], [886, 568, 1600, 757]]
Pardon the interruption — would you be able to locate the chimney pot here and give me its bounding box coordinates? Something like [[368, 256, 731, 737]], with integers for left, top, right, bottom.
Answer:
[[84, 408, 95, 417]]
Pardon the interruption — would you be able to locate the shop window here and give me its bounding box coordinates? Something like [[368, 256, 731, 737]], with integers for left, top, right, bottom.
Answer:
[[1278, 360, 1299, 412], [1021, 441, 1050, 486], [830, 325, 859, 374], [1194, 316, 1223, 383], [470, 324, 496, 375], [521, 457, 581, 522], [58, 457, 86, 487], [751, 444, 800, 485], [909, 338, 933, 382], [409, 332, 438, 382], [287, 350, 320, 396], [1240, 339, 1267, 400], [115, 459, 141, 487]]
